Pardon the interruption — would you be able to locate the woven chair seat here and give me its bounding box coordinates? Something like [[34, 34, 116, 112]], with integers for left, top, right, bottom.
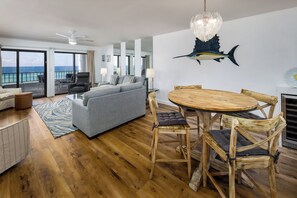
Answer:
[[227, 112, 265, 120], [157, 112, 188, 126], [209, 130, 268, 157]]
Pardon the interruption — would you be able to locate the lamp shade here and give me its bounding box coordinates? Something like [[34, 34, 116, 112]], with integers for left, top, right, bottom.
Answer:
[[100, 68, 107, 75], [146, 68, 155, 78]]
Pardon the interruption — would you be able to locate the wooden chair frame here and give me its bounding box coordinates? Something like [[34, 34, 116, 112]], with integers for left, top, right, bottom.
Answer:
[[203, 113, 286, 198], [240, 89, 278, 119], [148, 92, 191, 179], [174, 85, 202, 138], [221, 89, 280, 173]]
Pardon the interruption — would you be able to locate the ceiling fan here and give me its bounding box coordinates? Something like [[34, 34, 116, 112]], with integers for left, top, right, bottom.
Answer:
[[55, 30, 93, 45]]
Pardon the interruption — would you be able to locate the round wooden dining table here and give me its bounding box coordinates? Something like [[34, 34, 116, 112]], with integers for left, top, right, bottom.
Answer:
[[168, 89, 258, 191]]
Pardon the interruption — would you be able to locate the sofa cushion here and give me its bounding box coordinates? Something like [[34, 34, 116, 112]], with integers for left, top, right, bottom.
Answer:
[[135, 76, 145, 85], [120, 82, 143, 92], [122, 76, 135, 84], [118, 76, 125, 84], [0, 92, 14, 101], [83, 86, 120, 106], [110, 75, 119, 85]]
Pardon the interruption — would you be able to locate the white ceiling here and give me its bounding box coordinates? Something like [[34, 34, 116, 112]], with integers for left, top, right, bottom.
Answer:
[[0, 0, 297, 47]]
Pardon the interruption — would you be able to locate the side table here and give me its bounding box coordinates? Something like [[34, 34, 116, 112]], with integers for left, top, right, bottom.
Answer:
[[15, 92, 33, 110]]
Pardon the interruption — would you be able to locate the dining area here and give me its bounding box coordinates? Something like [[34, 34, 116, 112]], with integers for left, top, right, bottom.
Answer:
[[147, 85, 286, 198]]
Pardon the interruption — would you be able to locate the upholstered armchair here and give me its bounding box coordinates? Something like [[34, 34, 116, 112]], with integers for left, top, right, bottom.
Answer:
[[68, 72, 91, 94], [0, 119, 30, 174], [0, 86, 22, 111]]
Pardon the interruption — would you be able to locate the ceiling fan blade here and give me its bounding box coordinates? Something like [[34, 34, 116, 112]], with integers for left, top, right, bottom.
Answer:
[[55, 33, 69, 38]]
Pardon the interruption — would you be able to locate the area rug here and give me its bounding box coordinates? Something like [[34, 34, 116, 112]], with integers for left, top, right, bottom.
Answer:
[[33, 99, 77, 138]]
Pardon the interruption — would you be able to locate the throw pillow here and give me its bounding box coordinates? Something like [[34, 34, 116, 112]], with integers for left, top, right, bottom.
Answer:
[[135, 76, 145, 85], [110, 75, 119, 85], [118, 76, 125, 84], [122, 76, 136, 84]]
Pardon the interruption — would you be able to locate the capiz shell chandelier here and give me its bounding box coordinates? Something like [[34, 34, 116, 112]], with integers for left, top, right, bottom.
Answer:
[[190, 0, 223, 42]]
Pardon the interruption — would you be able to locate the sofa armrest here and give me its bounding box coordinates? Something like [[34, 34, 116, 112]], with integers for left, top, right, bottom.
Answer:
[[4, 88, 22, 94], [99, 82, 110, 86]]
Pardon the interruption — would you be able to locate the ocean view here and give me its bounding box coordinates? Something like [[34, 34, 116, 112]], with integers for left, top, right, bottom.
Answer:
[[2, 66, 77, 73], [2, 66, 79, 84]]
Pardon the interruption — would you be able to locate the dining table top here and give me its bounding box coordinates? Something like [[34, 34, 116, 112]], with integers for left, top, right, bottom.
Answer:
[[168, 89, 258, 113]]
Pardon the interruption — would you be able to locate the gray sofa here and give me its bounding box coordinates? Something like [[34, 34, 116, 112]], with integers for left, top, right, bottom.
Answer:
[[72, 82, 146, 138]]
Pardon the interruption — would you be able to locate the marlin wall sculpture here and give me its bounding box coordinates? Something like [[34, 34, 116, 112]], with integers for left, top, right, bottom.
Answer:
[[173, 35, 239, 66]]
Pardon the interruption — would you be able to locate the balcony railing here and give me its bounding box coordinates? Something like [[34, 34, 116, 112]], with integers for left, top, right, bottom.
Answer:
[[1, 71, 75, 85]]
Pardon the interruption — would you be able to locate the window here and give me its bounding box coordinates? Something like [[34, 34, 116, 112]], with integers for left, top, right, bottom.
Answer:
[[1, 49, 47, 98], [54, 52, 87, 94]]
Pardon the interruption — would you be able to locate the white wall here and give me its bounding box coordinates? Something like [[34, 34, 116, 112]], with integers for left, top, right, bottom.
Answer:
[[153, 7, 297, 114], [0, 37, 111, 96], [97, 45, 113, 82]]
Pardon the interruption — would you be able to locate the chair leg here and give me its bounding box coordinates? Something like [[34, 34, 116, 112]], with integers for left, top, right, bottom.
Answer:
[[202, 136, 209, 187], [149, 130, 155, 156], [197, 116, 200, 137], [237, 170, 242, 184], [150, 129, 159, 179], [269, 160, 277, 198], [178, 134, 185, 155], [219, 115, 223, 130], [275, 163, 280, 174], [229, 162, 236, 198], [186, 129, 191, 178]]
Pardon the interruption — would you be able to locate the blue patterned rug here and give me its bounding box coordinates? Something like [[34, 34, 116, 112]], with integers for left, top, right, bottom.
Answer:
[[33, 99, 77, 138]]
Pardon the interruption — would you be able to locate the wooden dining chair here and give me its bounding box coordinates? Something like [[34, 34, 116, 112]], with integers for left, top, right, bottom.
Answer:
[[148, 92, 191, 179], [203, 113, 286, 198], [227, 89, 278, 120], [174, 85, 202, 138], [222, 89, 280, 173]]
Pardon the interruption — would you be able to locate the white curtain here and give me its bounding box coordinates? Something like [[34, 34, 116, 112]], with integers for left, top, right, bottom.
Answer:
[[87, 50, 95, 86], [0, 45, 2, 86]]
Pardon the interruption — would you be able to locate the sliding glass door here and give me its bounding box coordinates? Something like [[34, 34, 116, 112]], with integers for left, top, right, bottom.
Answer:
[[1, 49, 47, 98], [54, 52, 87, 95], [1, 51, 17, 88]]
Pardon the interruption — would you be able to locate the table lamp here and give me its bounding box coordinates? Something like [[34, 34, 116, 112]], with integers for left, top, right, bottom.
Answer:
[[100, 68, 107, 82], [146, 68, 155, 90]]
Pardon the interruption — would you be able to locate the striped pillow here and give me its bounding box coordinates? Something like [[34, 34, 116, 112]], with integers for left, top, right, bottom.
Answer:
[[110, 75, 119, 85]]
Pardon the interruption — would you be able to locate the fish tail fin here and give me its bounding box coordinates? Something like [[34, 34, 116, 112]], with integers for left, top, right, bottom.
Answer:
[[227, 45, 239, 66], [173, 55, 188, 59]]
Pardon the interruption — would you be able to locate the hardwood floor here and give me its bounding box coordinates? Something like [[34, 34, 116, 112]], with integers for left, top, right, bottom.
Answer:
[[0, 95, 297, 197]]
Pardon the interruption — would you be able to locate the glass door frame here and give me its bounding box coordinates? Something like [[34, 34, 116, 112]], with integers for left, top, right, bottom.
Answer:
[[54, 51, 87, 82], [1, 48, 47, 98]]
